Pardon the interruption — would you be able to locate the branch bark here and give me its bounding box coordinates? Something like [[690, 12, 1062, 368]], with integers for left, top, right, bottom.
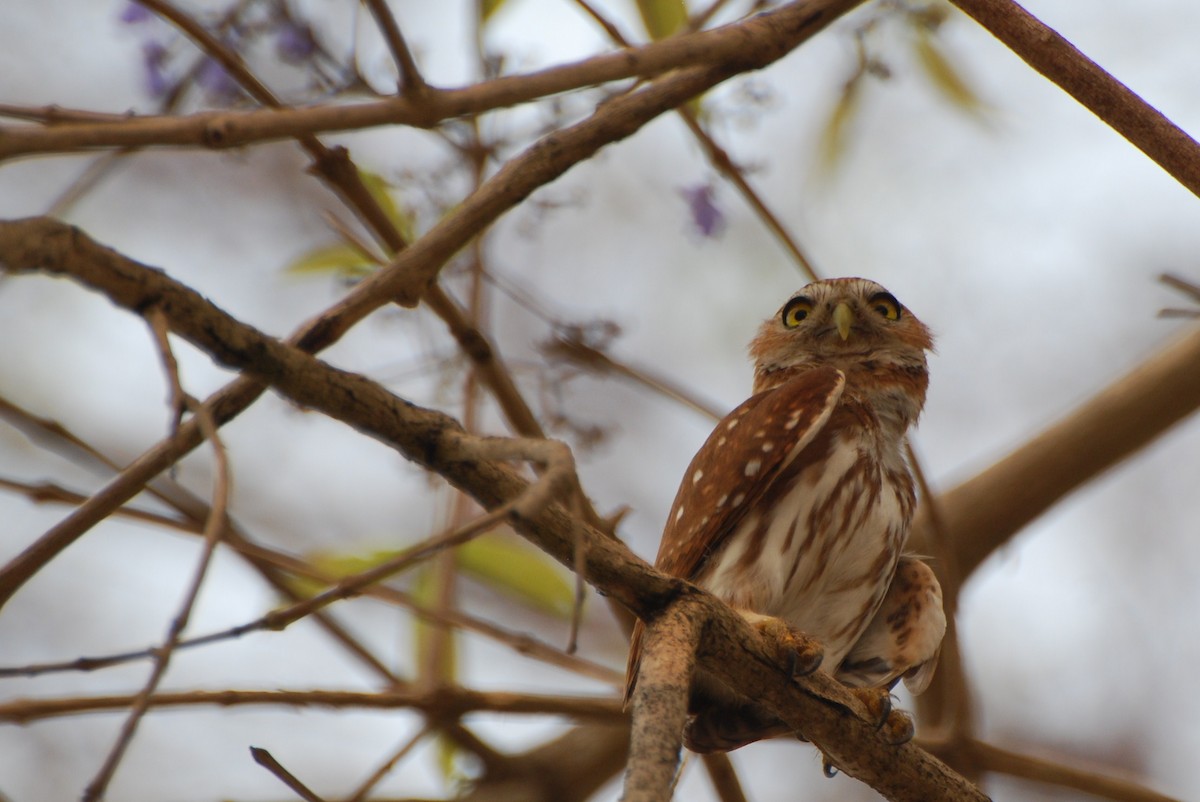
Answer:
[[622, 598, 703, 802], [0, 0, 859, 162], [911, 320, 1200, 576], [949, 0, 1200, 199]]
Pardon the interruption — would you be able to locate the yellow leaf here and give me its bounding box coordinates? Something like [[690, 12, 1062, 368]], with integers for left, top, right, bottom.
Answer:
[[913, 30, 981, 113], [480, 0, 508, 24], [284, 243, 379, 278], [458, 532, 574, 618], [412, 565, 458, 683], [817, 76, 863, 173], [636, 0, 687, 40], [357, 167, 415, 243]]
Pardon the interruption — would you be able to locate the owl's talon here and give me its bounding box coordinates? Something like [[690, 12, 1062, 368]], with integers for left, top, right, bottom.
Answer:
[[784, 640, 824, 677], [848, 686, 892, 729], [847, 686, 914, 745], [745, 614, 824, 677], [821, 754, 840, 778], [879, 708, 915, 745]]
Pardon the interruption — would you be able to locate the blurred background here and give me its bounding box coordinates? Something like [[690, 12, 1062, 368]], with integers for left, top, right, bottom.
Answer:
[[1, 1, 1199, 799]]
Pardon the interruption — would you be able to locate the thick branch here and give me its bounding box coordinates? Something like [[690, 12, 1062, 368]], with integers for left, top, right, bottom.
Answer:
[[950, 0, 1200, 198], [912, 321, 1200, 576]]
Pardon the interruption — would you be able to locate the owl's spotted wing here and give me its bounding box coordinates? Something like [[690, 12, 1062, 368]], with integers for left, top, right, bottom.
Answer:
[[654, 366, 845, 581], [624, 367, 844, 705]]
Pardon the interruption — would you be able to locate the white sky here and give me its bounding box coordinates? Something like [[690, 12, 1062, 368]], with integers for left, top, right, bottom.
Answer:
[[1, 1, 1199, 800]]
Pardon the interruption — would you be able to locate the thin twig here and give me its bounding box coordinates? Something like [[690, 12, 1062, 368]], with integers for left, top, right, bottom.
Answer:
[[82, 396, 231, 800], [250, 747, 328, 802], [568, 0, 823, 282], [0, 391, 404, 687], [0, 688, 626, 725], [345, 726, 430, 802], [361, 0, 428, 95]]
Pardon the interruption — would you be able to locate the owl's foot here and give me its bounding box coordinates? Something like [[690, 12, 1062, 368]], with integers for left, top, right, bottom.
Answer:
[[848, 686, 913, 745], [740, 612, 824, 677]]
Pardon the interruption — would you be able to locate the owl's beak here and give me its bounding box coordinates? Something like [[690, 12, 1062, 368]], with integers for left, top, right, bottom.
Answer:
[[833, 302, 854, 341]]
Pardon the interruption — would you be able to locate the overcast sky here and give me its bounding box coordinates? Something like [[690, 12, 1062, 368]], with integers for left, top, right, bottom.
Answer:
[[2, 1, 1199, 800]]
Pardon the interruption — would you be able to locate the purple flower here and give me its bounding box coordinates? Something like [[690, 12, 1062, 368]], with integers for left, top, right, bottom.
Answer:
[[680, 183, 725, 237], [119, 2, 153, 24], [141, 40, 171, 98], [275, 20, 317, 64], [197, 57, 241, 104]]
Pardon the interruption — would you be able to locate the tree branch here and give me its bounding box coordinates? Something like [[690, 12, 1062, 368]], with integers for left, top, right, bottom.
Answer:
[[949, 0, 1200, 199], [622, 598, 703, 802], [911, 320, 1200, 576], [0, 0, 860, 162], [0, 688, 625, 725]]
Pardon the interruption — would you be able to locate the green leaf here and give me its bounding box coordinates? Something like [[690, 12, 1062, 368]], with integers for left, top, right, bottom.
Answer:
[[458, 532, 574, 618], [913, 30, 982, 113], [284, 243, 380, 278], [436, 732, 460, 784], [636, 0, 687, 40]]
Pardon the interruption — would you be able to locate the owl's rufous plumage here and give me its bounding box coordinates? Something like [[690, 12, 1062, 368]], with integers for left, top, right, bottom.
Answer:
[[625, 277, 945, 753]]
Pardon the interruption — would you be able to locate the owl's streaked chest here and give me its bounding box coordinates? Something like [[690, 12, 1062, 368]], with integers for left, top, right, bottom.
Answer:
[[695, 423, 915, 668]]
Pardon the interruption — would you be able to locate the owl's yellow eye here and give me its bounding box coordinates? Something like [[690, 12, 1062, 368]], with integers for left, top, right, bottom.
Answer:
[[869, 292, 901, 321], [782, 297, 813, 328]]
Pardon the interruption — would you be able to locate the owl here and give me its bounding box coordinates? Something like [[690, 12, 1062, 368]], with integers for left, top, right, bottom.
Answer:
[[625, 277, 946, 753]]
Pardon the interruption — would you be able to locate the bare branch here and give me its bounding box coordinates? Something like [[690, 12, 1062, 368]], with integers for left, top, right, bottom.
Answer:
[[0, 0, 861, 162], [963, 739, 1180, 802], [622, 598, 703, 802], [82, 379, 232, 800], [949, 0, 1200, 199], [700, 753, 750, 802], [361, 0, 428, 95], [911, 320, 1200, 576], [251, 747, 328, 802], [0, 688, 626, 725]]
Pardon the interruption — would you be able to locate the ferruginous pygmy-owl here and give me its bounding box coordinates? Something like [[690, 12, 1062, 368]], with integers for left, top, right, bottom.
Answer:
[[625, 277, 946, 753]]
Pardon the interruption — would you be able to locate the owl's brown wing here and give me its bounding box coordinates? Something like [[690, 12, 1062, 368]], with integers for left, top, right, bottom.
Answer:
[[624, 366, 845, 705], [654, 365, 845, 580]]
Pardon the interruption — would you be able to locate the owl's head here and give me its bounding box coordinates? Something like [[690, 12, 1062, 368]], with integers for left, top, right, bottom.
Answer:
[[749, 277, 933, 419]]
